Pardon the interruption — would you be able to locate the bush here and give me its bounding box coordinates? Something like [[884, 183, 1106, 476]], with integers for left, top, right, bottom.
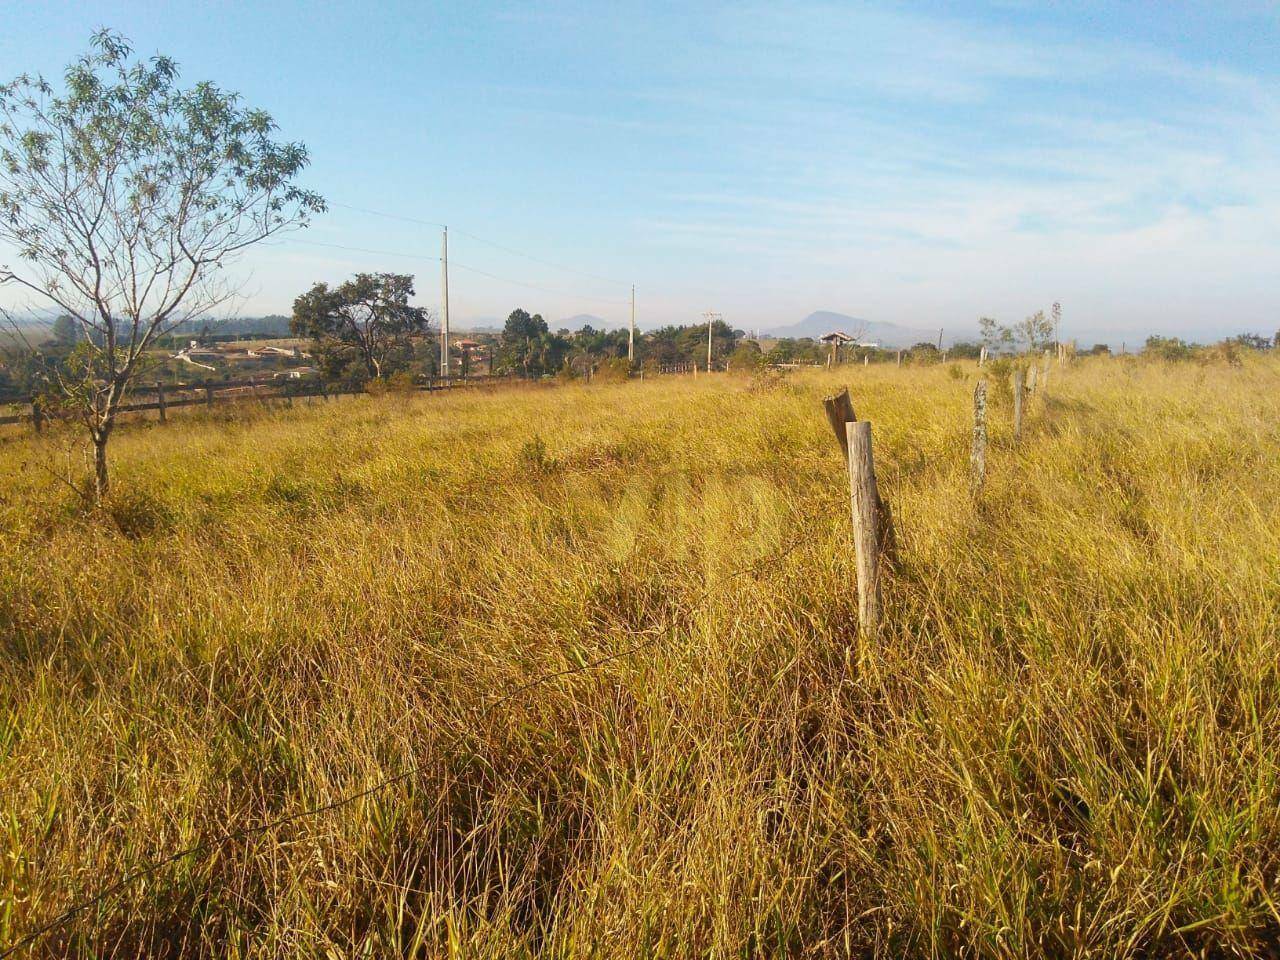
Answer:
[[1144, 336, 1194, 362], [592, 358, 631, 383], [726, 342, 764, 373]]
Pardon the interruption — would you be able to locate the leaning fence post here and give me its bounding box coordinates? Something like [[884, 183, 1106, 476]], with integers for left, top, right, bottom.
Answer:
[[1011, 369, 1024, 442], [156, 382, 167, 423], [846, 420, 883, 639], [970, 379, 988, 495], [823, 386, 856, 461]]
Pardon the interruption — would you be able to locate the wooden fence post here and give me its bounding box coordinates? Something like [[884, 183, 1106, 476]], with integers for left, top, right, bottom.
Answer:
[[31, 397, 43, 434], [1041, 352, 1051, 393], [156, 382, 167, 423], [823, 387, 857, 461], [970, 379, 988, 495], [823, 384, 896, 575], [1027, 363, 1038, 396], [979, 345, 987, 367], [1011, 369, 1024, 443], [846, 420, 882, 639]]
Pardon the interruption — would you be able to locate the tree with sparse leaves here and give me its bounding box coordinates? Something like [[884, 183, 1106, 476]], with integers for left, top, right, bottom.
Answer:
[[0, 30, 323, 500]]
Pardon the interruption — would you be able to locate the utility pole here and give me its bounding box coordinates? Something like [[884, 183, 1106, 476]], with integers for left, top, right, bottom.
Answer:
[[628, 285, 635, 364], [703, 310, 721, 372], [440, 226, 450, 378]]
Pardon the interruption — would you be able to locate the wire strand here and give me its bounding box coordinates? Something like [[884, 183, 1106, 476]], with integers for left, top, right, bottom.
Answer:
[[328, 201, 628, 287]]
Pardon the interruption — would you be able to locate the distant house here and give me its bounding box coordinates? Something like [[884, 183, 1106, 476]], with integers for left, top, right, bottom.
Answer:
[[819, 330, 856, 366]]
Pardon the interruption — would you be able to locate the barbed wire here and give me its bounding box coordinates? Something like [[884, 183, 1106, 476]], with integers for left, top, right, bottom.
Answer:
[[1, 536, 806, 957]]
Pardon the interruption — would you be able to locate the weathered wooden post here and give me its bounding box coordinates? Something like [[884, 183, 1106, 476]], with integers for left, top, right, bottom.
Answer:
[[970, 379, 988, 495], [823, 387, 856, 461], [1011, 369, 1024, 443], [31, 397, 43, 434], [823, 387, 893, 638], [896, 350, 902, 367], [847, 420, 882, 638], [979, 345, 987, 367], [863, 354, 869, 367], [156, 381, 167, 423], [1027, 363, 1038, 396]]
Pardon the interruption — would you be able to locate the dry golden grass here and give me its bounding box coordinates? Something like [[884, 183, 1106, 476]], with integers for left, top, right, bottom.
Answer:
[[2, 357, 1280, 957]]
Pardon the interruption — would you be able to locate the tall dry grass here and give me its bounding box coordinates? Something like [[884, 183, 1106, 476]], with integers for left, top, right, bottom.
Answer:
[[2, 356, 1280, 957]]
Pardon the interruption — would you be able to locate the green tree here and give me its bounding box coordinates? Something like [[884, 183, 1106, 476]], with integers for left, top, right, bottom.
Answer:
[[1012, 310, 1053, 354], [291, 273, 430, 381], [0, 30, 323, 499], [49, 314, 85, 349], [496, 308, 569, 376]]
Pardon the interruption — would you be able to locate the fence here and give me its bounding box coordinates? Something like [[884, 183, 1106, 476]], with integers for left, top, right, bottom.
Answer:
[[0, 374, 500, 435]]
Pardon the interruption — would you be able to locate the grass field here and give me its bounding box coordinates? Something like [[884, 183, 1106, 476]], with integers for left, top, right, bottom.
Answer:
[[2, 357, 1280, 957]]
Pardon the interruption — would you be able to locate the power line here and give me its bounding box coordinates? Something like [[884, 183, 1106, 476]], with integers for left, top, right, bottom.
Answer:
[[278, 238, 440, 262], [329, 201, 627, 287], [272, 239, 628, 308], [449, 260, 629, 307], [0, 538, 803, 958]]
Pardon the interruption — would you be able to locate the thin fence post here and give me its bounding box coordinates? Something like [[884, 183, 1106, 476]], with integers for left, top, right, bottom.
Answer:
[[156, 381, 166, 423], [1027, 363, 1038, 396], [31, 397, 43, 434], [970, 379, 988, 495], [846, 420, 883, 639], [205, 384, 214, 410], [979, 345, 987, 367], [1011, 369, 1024, 443]]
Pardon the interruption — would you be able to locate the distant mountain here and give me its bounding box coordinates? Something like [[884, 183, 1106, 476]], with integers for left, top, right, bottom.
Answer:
[[762, 311, 964, 348]]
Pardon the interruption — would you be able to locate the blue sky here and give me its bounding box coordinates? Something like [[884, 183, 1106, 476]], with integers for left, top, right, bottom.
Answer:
[[1, 0, 1277, 342]]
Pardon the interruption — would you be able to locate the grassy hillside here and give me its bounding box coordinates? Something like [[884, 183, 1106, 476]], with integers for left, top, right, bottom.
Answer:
[[2, 358, 1279, 957]]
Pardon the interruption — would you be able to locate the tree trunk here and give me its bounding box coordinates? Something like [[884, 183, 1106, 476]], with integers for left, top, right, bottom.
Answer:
[[92, 431, 110, 501]]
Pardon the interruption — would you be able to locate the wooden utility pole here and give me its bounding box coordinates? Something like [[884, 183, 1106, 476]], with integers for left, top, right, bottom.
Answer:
[[628, 285, 635, 364], [970, 379, 988, 495], [847, 420, 883, 638], [1011, 369, 1024, 442], [440, 227, 450, 378]]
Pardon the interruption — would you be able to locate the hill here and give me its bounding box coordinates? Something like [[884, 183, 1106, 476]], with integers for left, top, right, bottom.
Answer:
[[763, 310, 972, 347]]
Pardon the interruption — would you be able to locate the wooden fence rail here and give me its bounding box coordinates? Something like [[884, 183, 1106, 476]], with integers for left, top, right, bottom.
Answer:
[[0, 375, 496, 433]]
